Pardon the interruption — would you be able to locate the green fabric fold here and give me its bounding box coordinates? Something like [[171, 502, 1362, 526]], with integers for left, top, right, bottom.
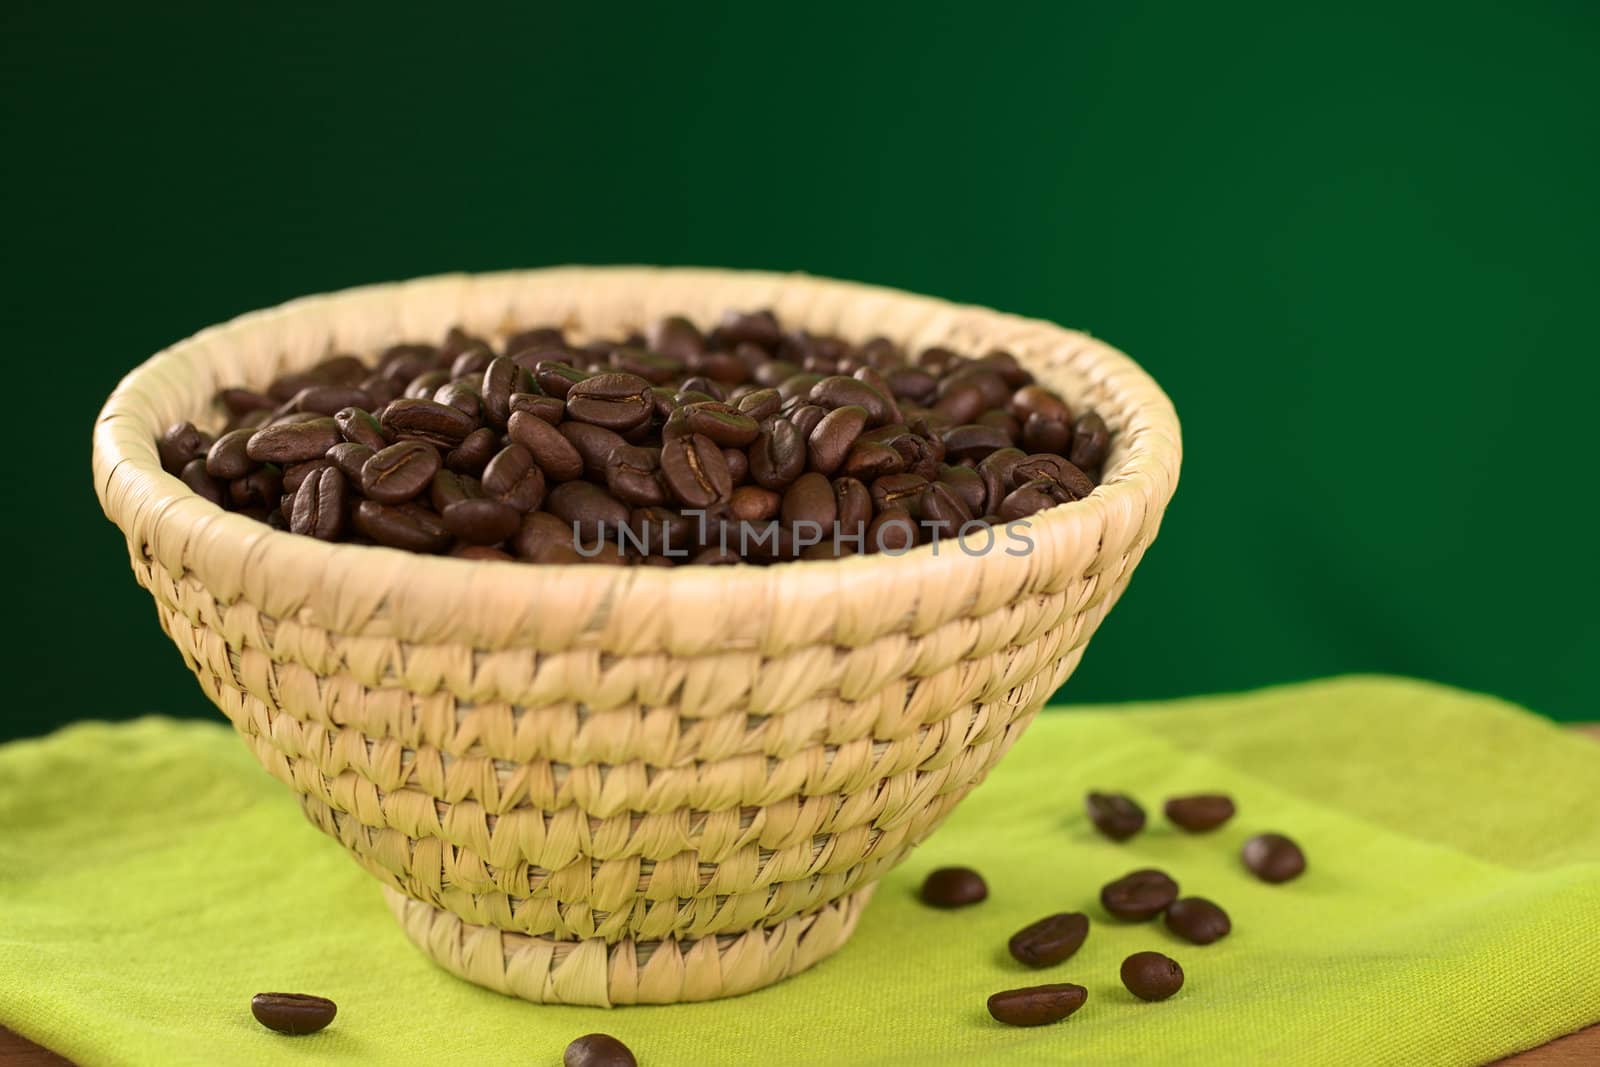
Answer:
[[2, 676, 1596, 1066]]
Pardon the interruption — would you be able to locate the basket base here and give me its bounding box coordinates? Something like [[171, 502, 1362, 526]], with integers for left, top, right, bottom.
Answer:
[[383, 884, 877, 1006]]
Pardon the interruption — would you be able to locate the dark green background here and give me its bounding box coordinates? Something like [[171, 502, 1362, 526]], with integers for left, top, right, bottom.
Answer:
[[3, 2, 1595, 741]]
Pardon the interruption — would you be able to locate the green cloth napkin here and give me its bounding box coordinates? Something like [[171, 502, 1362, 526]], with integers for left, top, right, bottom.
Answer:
[[2, 677, 1598, 1066]]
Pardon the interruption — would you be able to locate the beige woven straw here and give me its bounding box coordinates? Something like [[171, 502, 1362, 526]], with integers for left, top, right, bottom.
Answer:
[[92, 267, 1182, 1006]]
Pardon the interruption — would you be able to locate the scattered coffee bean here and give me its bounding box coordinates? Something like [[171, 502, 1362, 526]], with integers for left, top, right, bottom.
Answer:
[[1101, 868, 1179, 921], [1121, 951, 1184, 1001], [1165, 794, 1236, 832], [1242, 833, 1306, 883], [1008, 912, 1090, 968], [1164, 897, 1231, 945], [919, 866, 987, 908], [1086, 791, 1146, 841], [986, 983, 1088, 1027], [250, 992, 336, 1035], [563, 1033, 637, 1067]]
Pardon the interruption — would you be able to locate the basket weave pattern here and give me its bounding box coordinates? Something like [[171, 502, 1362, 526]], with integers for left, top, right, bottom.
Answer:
[[93, 268, 1181, 1005]]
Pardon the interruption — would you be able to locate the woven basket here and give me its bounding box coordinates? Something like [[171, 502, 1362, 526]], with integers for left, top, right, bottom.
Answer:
[[92, 267, 1181, 1006]]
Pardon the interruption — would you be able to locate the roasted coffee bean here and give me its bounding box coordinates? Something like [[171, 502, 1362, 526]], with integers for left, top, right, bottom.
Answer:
[[1101, 868, 1179, 921], [354, 500, 450, 552], [509, 392, 564, 423], [1010, 384, 1072, 425], [842, 439, 904, 479], [1165, 898, 1231, 945], [729, 485, 782, 523], [334, 406, 387, 450], [1013, 454, 1096, 499], [379, 342, 441, 379], [326, 441, 374, 482], [987, 984, 1087, 1027], [867, 507, 918, 553], [811, 375, 892, 425], [479, 356, 528, 427], [885, 367, 938, 404], [548, 481, 628, 544], [941, 423, 1012, 463], [515, 511, 582, 562], [834, 477, 872, 536], [361, 441, 440, 504], [566, 372, 654, 431], [919, 866, 987, 908], [978, 448, 1027, 512], [1070, 412, 1110, 470], [381, 398, 477, 447], [939, 464, 987, 517], [787, 402, 827, 439], [799, 537, 854, 560], [680, 401, 760, 447], [430, 468, 474, 512], [250, 992, 336, 1035], [559, 421, 627, 479], [749, 418, 806, 490], [610, 345, 683, 385], [660, 433, 732, 508], [1121, 952, 1184, 1001], [807, 404, 869, 474], [692, 345, 753, 384], [626, 506, 696, 556], [158, 422, 207, 474], [505, 326, 565, 356], [735, 387, 783, 422], [1022, 413, 1073, 454], [434, 380, 484, 419], [781, 472, 838, 535], [776, 372, 824, 402], [1242, 833, 1306, 883], [218, 388, 276, 416], [998, 478, 1070, 521], [481, 444, 547, 512], [649, 315, 705, 360], [444, 426, 498, 474], [1008, 912, 1090, 968], [1165, 794, 1236, 833], [282, 458, 331, 494], [942, 366, 1011, 409], [919, 482, 973, 539], [977, 408, 1022, 445], [933, 380, 986, 424], [290, 466, 347, 540], [870, 472, 928, 512], [179, 458, 225, 505], [442, 498, 521, 545], [1086, 791, 1146, 841], [716, 308, 782, 349], [677, 376, 722, 400], [403, 369, 451, 400], [563, 1032, 637, 1067], [499, 411, 578, 482], [229, 466, 282, 510], [851, 366, 904, 425], [607, 445, 668, 506], [287, 384, 370, 417], [246, 417, 340, 465], [723, 447, 749, 485]]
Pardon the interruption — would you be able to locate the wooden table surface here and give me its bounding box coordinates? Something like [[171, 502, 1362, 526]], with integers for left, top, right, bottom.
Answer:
[[5, 725, 1597, 1066]]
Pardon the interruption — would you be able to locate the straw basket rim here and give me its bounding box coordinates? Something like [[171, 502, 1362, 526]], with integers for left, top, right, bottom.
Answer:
[[92, 266, 1182, 654]]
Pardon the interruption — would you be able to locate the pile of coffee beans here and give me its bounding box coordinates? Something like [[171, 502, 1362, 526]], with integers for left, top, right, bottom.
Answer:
[[155, 309, 1111, 565], [919, 787, 1311, 1030]]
